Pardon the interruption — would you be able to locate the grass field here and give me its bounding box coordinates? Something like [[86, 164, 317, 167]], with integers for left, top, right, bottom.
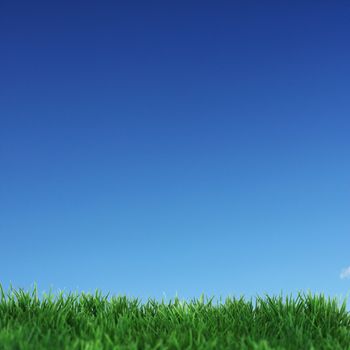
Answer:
[[1, 285, 350, 349]]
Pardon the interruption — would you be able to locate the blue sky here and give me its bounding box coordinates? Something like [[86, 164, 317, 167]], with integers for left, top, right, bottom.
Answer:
[[1, 0, 350, 304]]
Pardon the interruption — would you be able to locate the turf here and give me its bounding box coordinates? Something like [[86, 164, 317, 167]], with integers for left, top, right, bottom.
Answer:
[[0, 285, 350, 349]]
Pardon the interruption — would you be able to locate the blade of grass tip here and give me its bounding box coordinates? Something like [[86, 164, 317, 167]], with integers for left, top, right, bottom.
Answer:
[[103, 291, 110, 303], [295, 293, 304, 316], [12, 287, 21, 303], [0, 283, 5, 302], [345, 290, 350, 306], [264, 294, 279, 317], [32, 282, 38, 303], [341, 294, 350, 316], [207, 296, 215, 307]]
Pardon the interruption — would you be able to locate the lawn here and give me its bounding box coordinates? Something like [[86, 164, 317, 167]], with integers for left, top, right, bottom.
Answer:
[[0, 285, 349, 349]]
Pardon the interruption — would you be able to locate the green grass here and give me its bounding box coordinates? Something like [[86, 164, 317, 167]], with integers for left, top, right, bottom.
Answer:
[[1, 285, 350, 349]]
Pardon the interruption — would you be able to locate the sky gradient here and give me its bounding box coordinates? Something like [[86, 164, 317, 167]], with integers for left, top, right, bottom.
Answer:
[[1, 0, 350, 303]]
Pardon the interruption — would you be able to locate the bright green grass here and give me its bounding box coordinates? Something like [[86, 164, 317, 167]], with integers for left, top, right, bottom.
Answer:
[[1, 285, 350, 349]]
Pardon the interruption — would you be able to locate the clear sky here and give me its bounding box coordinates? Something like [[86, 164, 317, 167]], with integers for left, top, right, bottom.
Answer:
[[1, 1, 350, 304]]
